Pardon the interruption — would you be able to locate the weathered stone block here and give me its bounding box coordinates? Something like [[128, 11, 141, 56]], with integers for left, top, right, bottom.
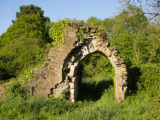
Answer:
[[69, 83, 75, 89]]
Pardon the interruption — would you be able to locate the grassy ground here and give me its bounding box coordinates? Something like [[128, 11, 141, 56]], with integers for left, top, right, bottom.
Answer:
[[0, 72, 159, 120], [59, 74, 160, 120]]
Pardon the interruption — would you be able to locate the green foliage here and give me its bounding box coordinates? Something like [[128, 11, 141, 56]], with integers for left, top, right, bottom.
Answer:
[[0, 96, 81, 120], [110, 6, 150, 65], [0, 14, 49, 46], [16, 4, 50, 22], [18, 68, 35, 86], [0, 79, 82, 120], [16, 4, 43, 18], [137, 64, 160, 91], [60, 88, 159, 120], [78, 74, 114, 101], [76, 29, 85, 42], [0, 71, 159, 119], [86, 6, 160, 66], [0, 36, 48, 80], [146, 24, 160, 63], [49, 20, 68, 46], [112, 5, 148, 34], [86, 16, 102, 28], [108, 5, 160, 66], [102, 18, 115, 35], [6, 81, 28, 98], [0, 5, 51, 80], [78, 52, 115, 101], [86, 17, 114, 33], [80, 52, 114, 77], [58, 66, 160, 120]]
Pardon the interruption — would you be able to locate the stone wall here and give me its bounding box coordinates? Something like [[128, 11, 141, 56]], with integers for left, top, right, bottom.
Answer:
[[27, 21, 128, 102]]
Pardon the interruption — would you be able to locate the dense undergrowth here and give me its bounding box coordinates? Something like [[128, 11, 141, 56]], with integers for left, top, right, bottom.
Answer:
[[0, 4, 160, 120], [0, 66, 159, 119]]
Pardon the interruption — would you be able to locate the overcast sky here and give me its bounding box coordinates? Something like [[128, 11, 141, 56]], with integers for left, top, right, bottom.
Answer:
[[0, 0, 121, 35]]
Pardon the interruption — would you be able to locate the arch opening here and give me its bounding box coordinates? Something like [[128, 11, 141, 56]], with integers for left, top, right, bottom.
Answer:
[[76, 51, 115, 101]]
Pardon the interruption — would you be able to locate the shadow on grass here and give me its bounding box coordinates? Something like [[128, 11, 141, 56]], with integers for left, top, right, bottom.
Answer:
[[127, 66, 141, 95], [78, 78, 113, 101]]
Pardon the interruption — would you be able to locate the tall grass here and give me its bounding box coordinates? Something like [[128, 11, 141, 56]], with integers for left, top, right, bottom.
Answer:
[[0, 64, 159, 120], [60, 87, 159, 120]]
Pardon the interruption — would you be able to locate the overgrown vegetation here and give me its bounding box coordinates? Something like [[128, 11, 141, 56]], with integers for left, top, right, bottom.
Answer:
[[0, 5, 51, 80], [80, 52, 114, 77], [49, 20, 68, 46], [0, 3, 160, 120], [78, 52, 115, 101]]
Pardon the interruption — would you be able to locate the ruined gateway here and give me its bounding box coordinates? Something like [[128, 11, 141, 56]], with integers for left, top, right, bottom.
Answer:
[[27, 21, 128, 102]]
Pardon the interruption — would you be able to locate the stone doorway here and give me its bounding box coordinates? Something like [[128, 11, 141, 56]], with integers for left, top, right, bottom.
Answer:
[[62, 38, 128, 102]]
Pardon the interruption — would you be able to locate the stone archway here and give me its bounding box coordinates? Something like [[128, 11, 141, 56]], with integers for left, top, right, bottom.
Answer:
[[27, 21, 128, 102], [62, 35, 128, 102]]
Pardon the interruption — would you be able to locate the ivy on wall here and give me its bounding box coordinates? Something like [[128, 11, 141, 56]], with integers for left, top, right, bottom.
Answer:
[[49, 20, 68, 46]]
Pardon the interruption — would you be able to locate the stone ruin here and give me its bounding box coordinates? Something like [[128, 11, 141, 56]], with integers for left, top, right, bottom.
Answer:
[[27, 21, 128, 102]]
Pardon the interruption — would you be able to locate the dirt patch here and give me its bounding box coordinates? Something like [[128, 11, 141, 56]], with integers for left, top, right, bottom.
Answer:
[[0, 81, 12, 99]]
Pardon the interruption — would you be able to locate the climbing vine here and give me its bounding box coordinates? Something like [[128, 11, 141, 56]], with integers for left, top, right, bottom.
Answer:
[[75, 25, 107, 45], [49, 20, 68, 46]]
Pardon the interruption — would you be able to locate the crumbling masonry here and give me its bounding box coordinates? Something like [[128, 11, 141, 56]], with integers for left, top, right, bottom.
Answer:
[[27, 21, 128, 102]]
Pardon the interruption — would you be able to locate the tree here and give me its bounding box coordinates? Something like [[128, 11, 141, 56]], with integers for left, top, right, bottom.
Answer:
[[17, 5, 42, 18], [114, 5, 148, 34], [15, 4, 50, 24], [0, 5, 50, 80], [119, 0, 160, 18], [110, 5, 158, 65], [86, 17, 102, 28]]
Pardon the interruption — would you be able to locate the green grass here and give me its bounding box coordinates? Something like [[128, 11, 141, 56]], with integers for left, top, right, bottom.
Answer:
[[0, 65, 159, 120], [58, 71, 160, 120], [78, 74, 114, 101]]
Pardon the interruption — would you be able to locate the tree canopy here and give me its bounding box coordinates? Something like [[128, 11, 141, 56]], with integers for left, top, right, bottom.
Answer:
[[0, 5, 51, 80]]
